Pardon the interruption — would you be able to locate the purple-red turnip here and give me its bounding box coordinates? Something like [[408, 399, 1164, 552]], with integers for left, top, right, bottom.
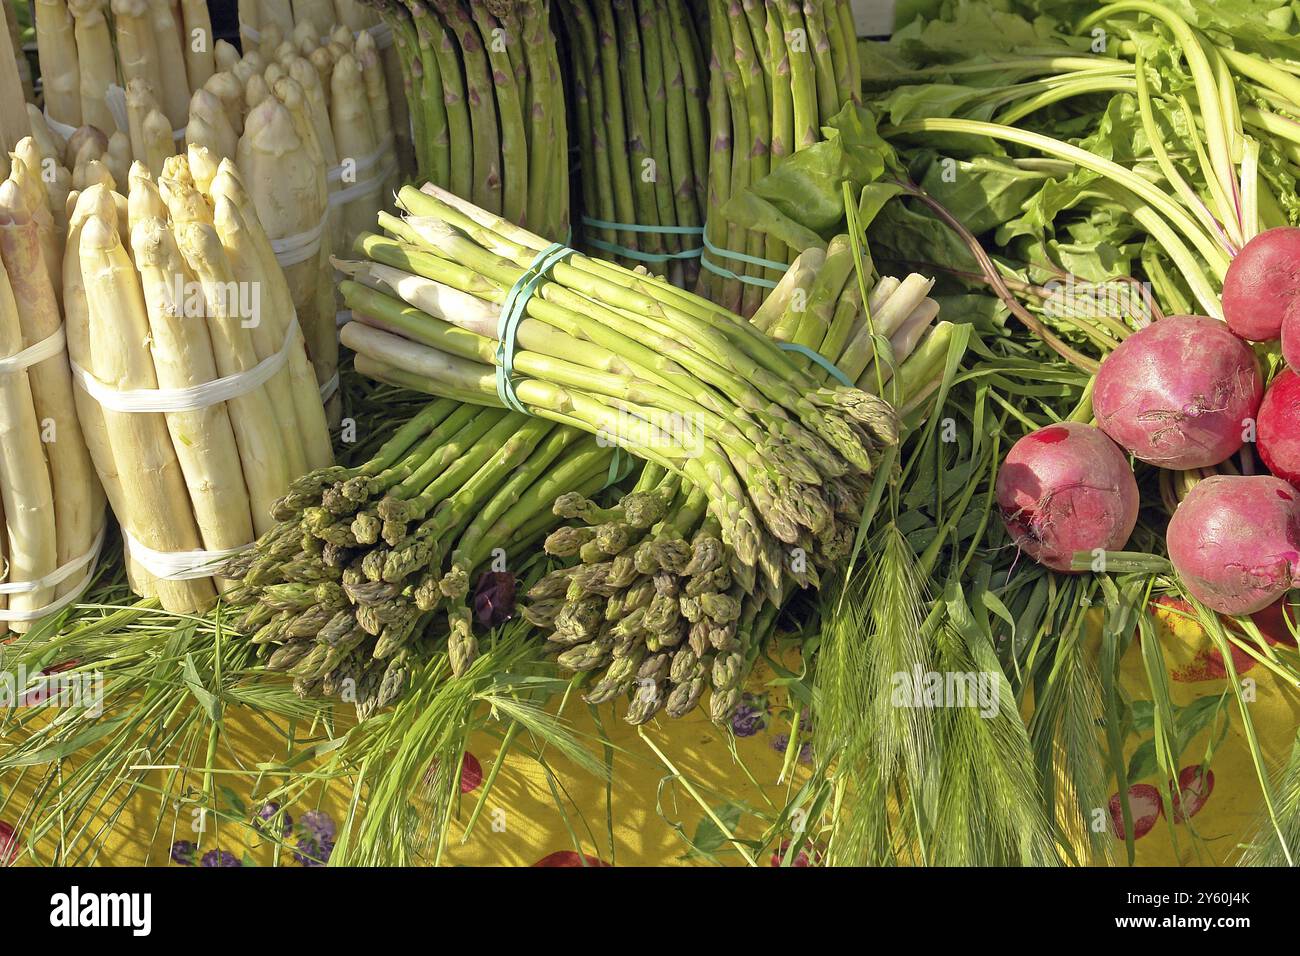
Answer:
[[1093, 315, 1261, 469], [1256, 368, 1300, 487], [995, 422, 1139, 572], [1223, 226, 1300, 341], [1166, 475, 1300, 615]]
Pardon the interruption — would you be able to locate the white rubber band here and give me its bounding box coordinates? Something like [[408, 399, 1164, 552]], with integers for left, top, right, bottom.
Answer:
[[328, 170, 389, 208], [271, 216, 327, 268], [239, 21, 261, 43], [123, 529, 251, 581], [327, 135, 396, 184], [70, 319, 300, 413], [0, 327, 66, 375], [0, 521, 107, 623], [319, 371, 340, 402], [42, 107, 77, 142]]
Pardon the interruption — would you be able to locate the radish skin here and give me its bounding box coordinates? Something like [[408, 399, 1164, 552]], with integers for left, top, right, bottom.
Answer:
[[1223, 227, 1300, 342], [1166, 474, 1300, 616], [1093, 315, 1262, 470], [1257, 368, 1300, 487], [995, 422, 1139, 572]]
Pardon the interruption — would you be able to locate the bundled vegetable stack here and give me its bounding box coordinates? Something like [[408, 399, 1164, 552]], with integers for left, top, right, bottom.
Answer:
[[183, 27, 398, 416], [66, 150, 331, 614], [34, 0, 214, 141], [372, 0, 571, 242], [558, 0, 709, 288], [0, 143, 105, 634], [238, 0, 414, 175], [339, 183, 898, 592], [525, 243, 950, 724], [698, 0, 861, 316], [223, 398, 624, 714]]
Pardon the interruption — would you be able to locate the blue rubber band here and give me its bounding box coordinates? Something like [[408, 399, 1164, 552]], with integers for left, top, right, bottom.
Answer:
[[496, 242, 576, 413], [699, 229, 789, 289], [776, 342, 854, 388]]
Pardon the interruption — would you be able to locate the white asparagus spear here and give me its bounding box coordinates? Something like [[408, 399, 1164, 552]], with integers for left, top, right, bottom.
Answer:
[[0, 176, 104, 599], [142, 109, 177, 179], [112, 0, 165, 114], [292, 0, 335, 39], [105, 132, 132, 194], [147, 0, 192, 129], [26, 105, 68, 174], [187, 89, 239, 161], [214, 39, 241, 73], [125, 79, 160, 165], [334, 0, 376, 30], [330, 52, 381, 245], [245, 73, 273, 112], [67, 0, 118, 135], [211, 158, 331, 469], [78, 187, 213, 612], [239, 0, 261, 49], [180, 0, 217, 92], [204, 72, 246, 137], [34, 0, 81, 129], [11, 142, 66, 301], [0, 245, 57, 626]]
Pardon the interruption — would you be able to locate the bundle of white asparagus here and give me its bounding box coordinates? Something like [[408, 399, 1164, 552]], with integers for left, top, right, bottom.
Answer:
[[65, 148, 332, 614], [35, 0, 216, 139], [238, 0, 413, 175], [0, 145, 105, 634], [180, 25, 398, 421]]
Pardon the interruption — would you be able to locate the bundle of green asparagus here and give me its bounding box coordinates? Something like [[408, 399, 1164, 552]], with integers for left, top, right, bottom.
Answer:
[[337, 182, 898, 608], [371, 0, 571, 242], [522, 241, 952, 725], [698, 0, 861, 317], [0, 147, 105, 634], [66, 152, 331, 613], [225, 399, 620, 714], [238, 0, 413, 174], [558, 0, 709, 288]]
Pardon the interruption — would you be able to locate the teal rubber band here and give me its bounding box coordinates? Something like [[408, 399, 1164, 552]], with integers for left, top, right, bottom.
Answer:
[[702, 230, 791, 272], [496, 242, 575, 413], [586, 235, 704, 263], [776, 342, 854, 388], [581, 215, 706, 236]]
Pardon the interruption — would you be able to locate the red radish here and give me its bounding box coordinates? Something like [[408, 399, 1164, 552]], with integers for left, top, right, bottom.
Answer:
[[1093, 315, 1262, 469], [1223, 227, 1300, 341], [1109, 784, 1162, 840], [0, 821, 15, 866], [1170, 765, 1214, 822], [995, 422, 1139, 572], [1257, 369, 1300, 487], [1167, 475, 1300, 615]]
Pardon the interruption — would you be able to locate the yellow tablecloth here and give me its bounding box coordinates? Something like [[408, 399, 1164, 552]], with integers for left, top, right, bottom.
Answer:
[[3, 603, 1297, 866]]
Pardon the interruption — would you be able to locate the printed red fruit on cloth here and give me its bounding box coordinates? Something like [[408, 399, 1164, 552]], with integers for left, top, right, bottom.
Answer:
[[1223, 226, 1300, 341], [1109, 784, 1162, 840], [460, 752, 483, 794], [994, 422, 1139, 572], [1170, 766, 1215, 822], [531, 851, 611, 867], [1093, 315, 1262, 469], [1166, 475, 1300, 615], [0, 821, 16, 865], [1146, 596, 1260, 681], [1257, 369, 1300, 487]]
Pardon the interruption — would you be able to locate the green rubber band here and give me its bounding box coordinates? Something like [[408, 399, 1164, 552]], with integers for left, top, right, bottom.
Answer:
[[496, 242, 575, 413], [776, 342, 854, 388]]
